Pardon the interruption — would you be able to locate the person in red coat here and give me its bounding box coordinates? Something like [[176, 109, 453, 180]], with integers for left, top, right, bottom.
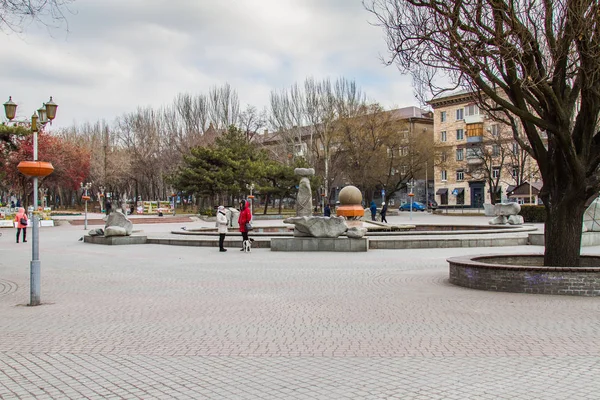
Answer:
[[14, 207, 28, 243], [237, 199, 252, 250]]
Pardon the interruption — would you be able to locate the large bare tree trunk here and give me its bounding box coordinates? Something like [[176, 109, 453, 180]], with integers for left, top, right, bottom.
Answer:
[[544, 194, 585, 267]]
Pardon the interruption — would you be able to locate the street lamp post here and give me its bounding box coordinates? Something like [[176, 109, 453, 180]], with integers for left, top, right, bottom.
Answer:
[[81, 182, 92, 230], [5, 96, 58, 306]]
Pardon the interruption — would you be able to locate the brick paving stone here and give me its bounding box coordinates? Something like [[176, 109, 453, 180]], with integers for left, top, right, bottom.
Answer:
[[0, 219, 598, 398]]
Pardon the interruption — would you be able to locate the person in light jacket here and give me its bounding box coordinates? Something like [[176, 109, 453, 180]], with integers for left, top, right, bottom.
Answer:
[[216, 205, 228, 252], [14, 207, 28, 243], [237, 199, 252, 251]]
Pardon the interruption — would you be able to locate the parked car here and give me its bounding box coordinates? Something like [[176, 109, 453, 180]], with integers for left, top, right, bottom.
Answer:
[[428, 200, 438, 210], [399, 201, 426, 211]]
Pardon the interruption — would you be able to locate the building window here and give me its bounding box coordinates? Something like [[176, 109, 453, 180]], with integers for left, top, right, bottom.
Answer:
[[456, 170, 464, 181], [456, 148, 464, 161], [456, 108, 464, 120], [402, 165, 408, 175], [490, 124, 499, 137], [441, 131, 447, 142], [456, 129, 464, 140], [441, 151, 447, 162], [465, 104, 479, 116], [513, 141, 519, 155], [441, 170, 447, 181], [400, 146, 409, 156], [492, 167, 500, 179], [512, 166, 519, 180], [440, 111, 446, 122], [492, 144, 500, 157]]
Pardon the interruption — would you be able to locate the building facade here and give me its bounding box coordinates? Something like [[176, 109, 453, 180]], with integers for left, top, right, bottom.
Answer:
[[428, 91, 540, 207]]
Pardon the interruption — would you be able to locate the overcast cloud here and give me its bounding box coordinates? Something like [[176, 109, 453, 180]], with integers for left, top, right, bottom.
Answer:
[[0, 0, 416, 129]]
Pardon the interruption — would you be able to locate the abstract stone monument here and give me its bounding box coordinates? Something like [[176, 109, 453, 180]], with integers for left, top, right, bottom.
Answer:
[[284, 216, 348, 238], [104, 210, 133, 237], [295, 168, 314, 217], [488, 202, 523, 225]]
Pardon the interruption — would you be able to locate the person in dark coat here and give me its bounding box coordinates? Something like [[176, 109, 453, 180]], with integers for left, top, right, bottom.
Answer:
[[380, 202, 388, 223], [370, 201, 377, 221], [324, 203, 331, 217]]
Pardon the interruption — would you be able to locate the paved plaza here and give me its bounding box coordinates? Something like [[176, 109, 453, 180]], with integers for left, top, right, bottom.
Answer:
[[0, 214, 599, 399]]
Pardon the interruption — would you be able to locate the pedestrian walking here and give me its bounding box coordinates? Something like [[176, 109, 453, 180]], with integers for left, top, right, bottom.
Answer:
[[370, 201, 377, 221], [14, 207, 28, 243], [324, 203, 331, 217], [216, 205, 228, 252], [380, 202, 388, 223], [238, 199, 253, 251]]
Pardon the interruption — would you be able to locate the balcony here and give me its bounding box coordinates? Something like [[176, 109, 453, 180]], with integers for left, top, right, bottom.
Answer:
[[467, 135, 483, 143], [467, 157, 483, 165], [464, 114, 484, 124]]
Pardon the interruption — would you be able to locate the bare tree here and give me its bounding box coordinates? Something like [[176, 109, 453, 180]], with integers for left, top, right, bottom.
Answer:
[[0, 0, 73, 33], [270, 77, 366, 197], [366, 0, 600, 266]]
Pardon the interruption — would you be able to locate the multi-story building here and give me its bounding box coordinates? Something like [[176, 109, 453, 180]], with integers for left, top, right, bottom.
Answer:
[[428, 90, 540, 207]]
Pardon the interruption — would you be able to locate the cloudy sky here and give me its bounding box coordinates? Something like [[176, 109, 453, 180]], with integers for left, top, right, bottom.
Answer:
[[0, 0, 417, 129]]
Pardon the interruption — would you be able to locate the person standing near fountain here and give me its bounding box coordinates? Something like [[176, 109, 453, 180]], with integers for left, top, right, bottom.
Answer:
[[216, 205, 228, 252], [238, 199, 252, 251], [370, 201, 377, 221], [380, 202, 388, 223]]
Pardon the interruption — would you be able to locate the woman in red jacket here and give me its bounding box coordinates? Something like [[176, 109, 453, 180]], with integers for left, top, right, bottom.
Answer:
[[237, 199, 252, 250], [14, 207, 28, 243]]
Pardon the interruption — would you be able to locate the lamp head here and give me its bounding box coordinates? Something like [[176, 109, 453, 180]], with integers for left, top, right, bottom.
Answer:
[[31, 113, 39, 132], [44, 97, 57, 121], [4, 96, 17, 121], [37, 105, 48, 125]]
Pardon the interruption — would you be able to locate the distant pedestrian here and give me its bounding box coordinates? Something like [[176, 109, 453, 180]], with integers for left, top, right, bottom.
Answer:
[[16, 199, 21, 208], [238, 199, 252, 251], [324, 203, 331, 217], [216, 205, 228, 252], [380, 202, 388, 223], [105, 200, 112, 215], [370, 201, 377, 221], [14, 207, 28, 243]]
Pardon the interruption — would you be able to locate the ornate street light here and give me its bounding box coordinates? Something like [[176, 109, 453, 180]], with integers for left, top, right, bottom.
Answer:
[[5, 96, 58, 306], [80, 182, 92, 230]]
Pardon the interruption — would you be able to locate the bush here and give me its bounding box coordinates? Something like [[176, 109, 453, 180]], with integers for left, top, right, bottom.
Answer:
[[200, 208, 216, 217], [519, 205, 546, 223]]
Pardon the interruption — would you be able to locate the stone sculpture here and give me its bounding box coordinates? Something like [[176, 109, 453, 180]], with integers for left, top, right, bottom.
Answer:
[[284, 216, 348, 238], [488, 202, 523, 225], [104, 210, 133, 237], [583, 198, 600, 232], [346, 226, 367, 239], [295, 168, 314, 217]]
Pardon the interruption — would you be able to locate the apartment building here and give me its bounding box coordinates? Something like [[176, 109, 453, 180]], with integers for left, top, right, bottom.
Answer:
[[428, 90, 539, 207]]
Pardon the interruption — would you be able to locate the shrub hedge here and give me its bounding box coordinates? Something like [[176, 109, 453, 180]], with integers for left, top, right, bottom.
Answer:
[[519, 205, 546, 223]]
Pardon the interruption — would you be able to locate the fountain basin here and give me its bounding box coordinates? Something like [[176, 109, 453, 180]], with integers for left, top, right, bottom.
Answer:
[[447, 254, 600, 296]]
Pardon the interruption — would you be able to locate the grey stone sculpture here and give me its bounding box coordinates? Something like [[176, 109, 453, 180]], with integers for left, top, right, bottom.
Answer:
[[105, 226, 128, 237], [489, 203, 523, 225], [104, 210, 133, 236], [346, 227, 367, 239], [88, 228, 104, 236], [294, 168, 315, 217], [284, 216, 348, 238]]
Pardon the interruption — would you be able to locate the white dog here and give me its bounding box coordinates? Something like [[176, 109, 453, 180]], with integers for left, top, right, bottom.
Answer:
[[242, 239, 252, 252]]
